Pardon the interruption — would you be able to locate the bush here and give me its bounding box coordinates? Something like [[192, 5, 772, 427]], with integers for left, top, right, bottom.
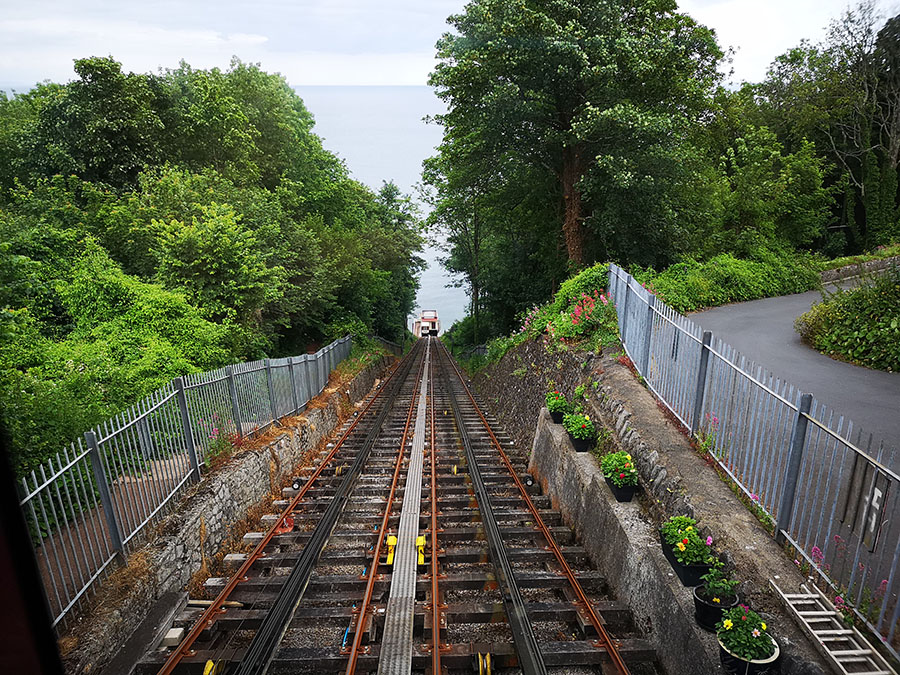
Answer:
[[660, 515, 715, 566], [634, 248, 821, 312], [717, 606, 775, 661], [794, 267, 900, 371], [545, 389, 572, 414]]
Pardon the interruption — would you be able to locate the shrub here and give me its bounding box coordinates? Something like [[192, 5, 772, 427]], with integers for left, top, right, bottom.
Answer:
[[600, 450, 638, 487], [717, 606, 775, 661], [795, 266, 900, 372], [562, 412, 596, 441]]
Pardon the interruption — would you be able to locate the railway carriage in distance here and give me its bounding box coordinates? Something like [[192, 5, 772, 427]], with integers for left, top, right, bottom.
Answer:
[[413, 310, 441, 337]]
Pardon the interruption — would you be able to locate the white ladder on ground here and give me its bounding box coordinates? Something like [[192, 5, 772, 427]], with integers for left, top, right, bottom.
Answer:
[[770, 580, 896, 675]]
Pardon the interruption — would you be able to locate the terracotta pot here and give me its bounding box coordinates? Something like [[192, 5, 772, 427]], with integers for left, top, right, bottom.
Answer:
[[604, 476, 638, 502], [717, 634, 781, 674], [568, 434, 593, 453], [550, 410, 565, 424], [693, 586, 739, 631], [659, 531, 712, 586]]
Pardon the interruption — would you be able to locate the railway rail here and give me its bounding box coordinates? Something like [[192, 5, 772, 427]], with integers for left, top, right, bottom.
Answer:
[[138, 338, 659, 674]]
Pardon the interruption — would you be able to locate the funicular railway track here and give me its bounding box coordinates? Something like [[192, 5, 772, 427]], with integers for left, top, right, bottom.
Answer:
[[140, 338, 659, 674]]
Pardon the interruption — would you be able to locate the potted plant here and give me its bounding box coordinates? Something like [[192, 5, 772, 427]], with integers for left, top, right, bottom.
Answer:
[[716, 606, 780, 674], [694, 560, 740, 631], [562, 412, 596, 452], [546, 389, 571, 423], [660, 515, 715, 586], [600, 451, 638, 502]]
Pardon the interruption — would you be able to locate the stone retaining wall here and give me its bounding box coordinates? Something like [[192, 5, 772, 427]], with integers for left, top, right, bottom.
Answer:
[[820, 255, 900, 283], [63, 355, 393, 675]]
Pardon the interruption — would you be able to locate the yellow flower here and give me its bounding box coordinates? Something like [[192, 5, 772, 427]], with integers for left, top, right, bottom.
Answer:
[[723, 619, 733, 630], [626, 454, 632, 460], [760, 622, 766, 631], [686, 526, 693, 532], [676, 542, 686, 551], [713, 597, 720, 604]]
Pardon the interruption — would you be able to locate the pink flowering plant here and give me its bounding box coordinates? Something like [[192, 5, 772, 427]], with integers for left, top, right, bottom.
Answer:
[[661, 515, 715, 566], [600, 450, 638, 487], [562, 412, 596, 441], [716, 606, 775, 661]]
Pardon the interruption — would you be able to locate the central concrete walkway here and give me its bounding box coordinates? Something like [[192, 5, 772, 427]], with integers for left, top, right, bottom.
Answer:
[[692, 287, 900, 454]]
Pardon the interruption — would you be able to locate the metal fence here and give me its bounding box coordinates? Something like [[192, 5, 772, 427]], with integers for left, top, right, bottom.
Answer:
[[608, 264, 900, 656], [18, 336, 352, 630]]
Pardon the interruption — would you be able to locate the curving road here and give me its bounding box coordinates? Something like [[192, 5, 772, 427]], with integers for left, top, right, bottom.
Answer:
[[692, 287, 900, 453]]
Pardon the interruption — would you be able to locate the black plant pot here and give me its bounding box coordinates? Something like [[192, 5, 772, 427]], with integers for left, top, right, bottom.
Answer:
[[550, 410, 565, 424], [659, 531, 712, 586], [693, 586, 739, 632], [604, 476, 638, 502], [568, 434, 593, 453]]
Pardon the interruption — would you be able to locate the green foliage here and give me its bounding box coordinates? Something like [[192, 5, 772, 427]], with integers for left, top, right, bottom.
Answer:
[[795, 267, 900, 371], [545, 390, 572, 415], [698, 560, 739, 602], [661, 515, 715, 566], [717, 607, 775, 661], [0, 59, 423, 475], [562, 412, 596, 441], [813, 242, 900, 271], [634, 248, 821, 313], [600, 451, 638, 488]]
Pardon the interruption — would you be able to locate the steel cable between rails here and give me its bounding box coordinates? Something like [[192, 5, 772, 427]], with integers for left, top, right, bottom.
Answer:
[[436, 347, 548, 675], [437, 340, 631, 675], [156, 341, 419, 675], [428, 353, 444, 673], [343, 342, 428, 674]]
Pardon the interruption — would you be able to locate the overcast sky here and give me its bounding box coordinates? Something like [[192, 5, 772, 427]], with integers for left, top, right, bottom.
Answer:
[[0, 0, 897, 89]]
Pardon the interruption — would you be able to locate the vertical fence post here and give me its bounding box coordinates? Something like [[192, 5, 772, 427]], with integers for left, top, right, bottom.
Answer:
[[690, 331, 713, 435], [85, 430, 125, 559], [174, 377, 201, 481], [620, 274, 631, 345], [264, 359, 278, 423], [226, 366, 243, 438], [641, 295, 655, 376], [288, 356, 300, 414], [302, 354, 314, 403], [776, 393, 814, 545]]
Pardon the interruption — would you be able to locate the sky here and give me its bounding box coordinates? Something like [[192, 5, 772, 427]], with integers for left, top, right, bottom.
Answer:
[[1, 0, 898, 90]]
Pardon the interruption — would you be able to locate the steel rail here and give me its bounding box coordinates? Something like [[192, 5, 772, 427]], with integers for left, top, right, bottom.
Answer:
[[437, 347, 548, 675], [427, 349, 445, 673], [156, 350, 408, 675], [235, 344, 423, 675], [438, 340, 631, 675], [344, 344, 427, 675]]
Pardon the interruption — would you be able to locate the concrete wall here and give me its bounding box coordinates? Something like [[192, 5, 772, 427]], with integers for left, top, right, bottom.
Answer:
[[62, 355, 393, 675], [530, 409, 718, 675]]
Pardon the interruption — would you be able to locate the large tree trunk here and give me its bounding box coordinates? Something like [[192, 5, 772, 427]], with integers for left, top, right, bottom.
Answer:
[[561, 144, 586, 266]]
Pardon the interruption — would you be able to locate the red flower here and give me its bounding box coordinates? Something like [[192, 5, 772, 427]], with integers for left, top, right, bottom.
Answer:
[[619, 472, 625, 478], [741, 615, 747, 621], [581, 424, 586, 428], [682, 538, 689, 545]]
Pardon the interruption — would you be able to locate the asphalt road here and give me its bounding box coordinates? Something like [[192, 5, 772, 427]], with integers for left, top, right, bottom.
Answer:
[[692, 288, 900, 454]]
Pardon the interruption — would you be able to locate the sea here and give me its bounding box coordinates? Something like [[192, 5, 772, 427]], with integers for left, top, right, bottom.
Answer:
[[295, 85, 468, 335]]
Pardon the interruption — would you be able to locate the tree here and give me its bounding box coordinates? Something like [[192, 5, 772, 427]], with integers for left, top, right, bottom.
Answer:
[[430, 0, 722, 266], [26, 57, 163, 188]]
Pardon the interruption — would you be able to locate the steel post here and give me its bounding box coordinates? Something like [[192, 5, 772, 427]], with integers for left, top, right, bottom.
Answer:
[[265, 359, 278, 423], [85, 430, 125, 558], [174, 377, 201, 481], [690, 331, 713, 435], [288, 356, 300, 414], [226, 365, 243, 438], [620, 273, 631, 345], [641, 295, 656, 376], [776, 393, 814, 545]]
